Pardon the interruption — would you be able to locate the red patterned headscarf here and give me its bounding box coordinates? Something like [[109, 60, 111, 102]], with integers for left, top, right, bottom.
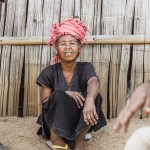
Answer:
[[48, 18, 90, 63]]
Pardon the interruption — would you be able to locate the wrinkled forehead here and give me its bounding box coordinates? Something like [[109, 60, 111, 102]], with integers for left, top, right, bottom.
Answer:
[[57, 34, 78, 43]]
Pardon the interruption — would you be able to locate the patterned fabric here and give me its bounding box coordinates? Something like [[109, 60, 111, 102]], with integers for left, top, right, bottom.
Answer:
[[48, 18, 90, 47]]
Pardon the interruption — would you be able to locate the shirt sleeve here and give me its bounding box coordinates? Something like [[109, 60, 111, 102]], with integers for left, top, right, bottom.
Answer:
[[36, 65, 54, 88], [82, 62, 97, 82]]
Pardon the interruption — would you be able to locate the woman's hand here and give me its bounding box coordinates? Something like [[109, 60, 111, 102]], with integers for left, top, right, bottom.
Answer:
[[83, 98, 98, 126], [65, 91, 85, 108]]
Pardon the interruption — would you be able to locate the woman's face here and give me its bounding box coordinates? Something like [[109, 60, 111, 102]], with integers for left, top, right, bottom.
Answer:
[[56, 35, 81, 63]]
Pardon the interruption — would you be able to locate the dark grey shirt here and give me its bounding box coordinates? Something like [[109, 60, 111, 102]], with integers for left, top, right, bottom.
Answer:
[[36, 62, 97, 92]]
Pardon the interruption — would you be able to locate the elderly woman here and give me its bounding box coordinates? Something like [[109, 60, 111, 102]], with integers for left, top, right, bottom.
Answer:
[[36, 18, 106, 150]]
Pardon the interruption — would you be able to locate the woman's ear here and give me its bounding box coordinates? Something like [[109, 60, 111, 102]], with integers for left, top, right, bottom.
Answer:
[[55, 48, 60, 56], [79, 45, 82, 52], [77, 46, 82, 57]]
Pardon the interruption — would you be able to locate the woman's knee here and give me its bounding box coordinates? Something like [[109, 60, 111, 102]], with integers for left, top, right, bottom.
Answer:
[[52, 90, 65, 98], [51, 90, 67, 102], [125, 127, 150, 150]]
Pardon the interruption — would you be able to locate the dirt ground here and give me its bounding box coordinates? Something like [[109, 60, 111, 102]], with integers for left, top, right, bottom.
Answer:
[[0, 117, 150, 150]]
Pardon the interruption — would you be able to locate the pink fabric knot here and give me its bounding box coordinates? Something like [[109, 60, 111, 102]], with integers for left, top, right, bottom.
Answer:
[[48, 18, 90, 47]]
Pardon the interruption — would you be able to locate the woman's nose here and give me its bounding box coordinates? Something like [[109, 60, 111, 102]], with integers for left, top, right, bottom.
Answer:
[[65, 44, 71, 49]]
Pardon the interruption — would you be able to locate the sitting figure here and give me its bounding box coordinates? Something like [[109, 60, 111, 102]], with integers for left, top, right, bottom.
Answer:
[[36, 18, 107, 150]]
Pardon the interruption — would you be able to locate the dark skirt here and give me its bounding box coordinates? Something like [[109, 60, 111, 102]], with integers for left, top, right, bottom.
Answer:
[[37, 90, 107, 141]]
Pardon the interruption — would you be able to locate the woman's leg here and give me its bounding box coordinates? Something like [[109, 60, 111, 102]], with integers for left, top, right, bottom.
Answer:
[[45, 91, 82, 140], [74, 126, 91, 150], [125, 127, 150, 150], [50, 129, 67, 150]]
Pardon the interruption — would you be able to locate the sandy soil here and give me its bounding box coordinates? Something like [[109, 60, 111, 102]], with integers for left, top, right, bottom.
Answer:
[[0, 117, 150, 150]]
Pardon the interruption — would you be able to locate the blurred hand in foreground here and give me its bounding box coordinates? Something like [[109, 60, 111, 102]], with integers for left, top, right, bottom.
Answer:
[[114, 82, 150, 133]]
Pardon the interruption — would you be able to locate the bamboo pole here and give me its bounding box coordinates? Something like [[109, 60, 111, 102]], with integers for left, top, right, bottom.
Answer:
[[1, 35, 150, 45], [117, 0, 135, 116], [130, 0, 145, 118], [7, 0, 27, 116], [0, 0, 16, 116], [80, 0, 94, 63], [23, 0, 43, 116], [142, 0, 150, 118], [0, 0, 5, 116]]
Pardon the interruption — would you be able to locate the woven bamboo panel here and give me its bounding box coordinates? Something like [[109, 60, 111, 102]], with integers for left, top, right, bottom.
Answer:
[[0, 0, 150, 118]]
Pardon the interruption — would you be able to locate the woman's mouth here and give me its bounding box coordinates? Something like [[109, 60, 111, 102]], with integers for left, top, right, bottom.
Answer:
[[64, 51, 73, 56]]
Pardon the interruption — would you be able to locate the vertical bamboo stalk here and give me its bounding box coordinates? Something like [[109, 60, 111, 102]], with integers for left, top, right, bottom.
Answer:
[[80, 0, 95, 63], [143, 0, 150, 118], [0, 2, 5, 116], [117, 0, 135, 115], [92, 0, 107, 116], [7, 0, 27, 116], [74, 0, 80, 18], [60, 0, 74, 21], [117, 44, 130, 114], [130, 0, 146, 118], [110, 0, 128, 118], [0, 0, 16, 116], [100, 0, 114, 118], [24, 0, 43, 116]]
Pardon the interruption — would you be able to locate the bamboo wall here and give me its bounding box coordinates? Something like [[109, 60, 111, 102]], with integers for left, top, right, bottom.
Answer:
[[0, 0, 150, 118]]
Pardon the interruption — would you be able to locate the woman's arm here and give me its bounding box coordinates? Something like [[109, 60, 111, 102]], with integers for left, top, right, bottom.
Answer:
[[86, 76, 100, 101], [83, 76, 100, 126], [40, 86, 52, 104]]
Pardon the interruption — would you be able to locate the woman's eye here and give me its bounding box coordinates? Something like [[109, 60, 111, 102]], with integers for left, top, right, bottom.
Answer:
[[70, 42, 76, 45], [60, 43, 65, 46]]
